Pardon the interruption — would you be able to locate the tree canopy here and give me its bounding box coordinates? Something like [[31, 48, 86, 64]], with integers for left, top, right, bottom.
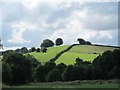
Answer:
[[40, 39, 54, 48], [77, 38, 86, 45], [55, 38, 63, 46]]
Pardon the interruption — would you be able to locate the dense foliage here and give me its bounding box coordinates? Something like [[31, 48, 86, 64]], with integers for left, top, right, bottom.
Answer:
[[2, 51, 39, 85], [2, 48, 120, 85]]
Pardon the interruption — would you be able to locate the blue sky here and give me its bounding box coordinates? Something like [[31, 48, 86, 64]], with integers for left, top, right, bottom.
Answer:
[[0, 1, 118, 50]]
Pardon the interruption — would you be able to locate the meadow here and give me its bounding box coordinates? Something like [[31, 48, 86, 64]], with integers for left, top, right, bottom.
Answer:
[[27, 45, 69, 64], [3, 80, 119, 88]]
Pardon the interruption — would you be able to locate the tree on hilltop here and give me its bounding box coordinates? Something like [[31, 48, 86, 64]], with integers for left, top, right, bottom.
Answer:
[[55, 38, 63, 46]]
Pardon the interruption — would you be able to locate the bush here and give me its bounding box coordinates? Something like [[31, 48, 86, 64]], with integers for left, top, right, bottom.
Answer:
[[46, 69, 62, 82]]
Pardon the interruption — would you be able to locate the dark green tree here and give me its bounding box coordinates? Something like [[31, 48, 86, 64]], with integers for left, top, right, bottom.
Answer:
[[35, 65, 46, 82], [2, 62, 13, 85], [2, 51, 36, 85], [41, 47, 47, 53], [77, 38, 86, 45], [46, 69, 62, 82], [36, 48, 40, 52], [85, 41, 92, 45], [44, 61, 56, 72], [40, 39, 54, 48], [31, 47, 36, 52], [55, 38, 63, 46], [55, 63, 66, 73], [75, 57, 83, 65], [62, 65, 74, 81], [21, 47, 28, 54]]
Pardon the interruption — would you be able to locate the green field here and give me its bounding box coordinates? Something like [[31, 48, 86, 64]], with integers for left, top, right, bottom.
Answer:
[[27, 45, 69, 64], [69, 45, 117, 54], [3, 80, 119, 88], [55, 52, 98, 65], [27, 45, 119, 65]]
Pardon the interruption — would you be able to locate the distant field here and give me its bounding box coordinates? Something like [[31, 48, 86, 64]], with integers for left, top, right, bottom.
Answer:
[[27, 45, 69, 64], [27, 45, 119, 65], [69, 45, 118, 54]]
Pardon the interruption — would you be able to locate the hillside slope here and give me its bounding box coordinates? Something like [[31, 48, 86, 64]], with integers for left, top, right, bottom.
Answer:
[[27, 45, 69, 64], [27, 45, 119, 65], [55, 45, 120, 65]]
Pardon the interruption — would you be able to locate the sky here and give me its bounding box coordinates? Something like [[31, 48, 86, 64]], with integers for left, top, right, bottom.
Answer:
[[0, 1, 119, 51]]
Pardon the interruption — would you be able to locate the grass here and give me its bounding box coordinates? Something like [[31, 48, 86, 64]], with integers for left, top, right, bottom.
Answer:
[[27, 45, 119, 65], [69, 45, 118, 54], [27, 45, 69, 64], [3, 80, 119, 88], [55, 52, 99, 65]]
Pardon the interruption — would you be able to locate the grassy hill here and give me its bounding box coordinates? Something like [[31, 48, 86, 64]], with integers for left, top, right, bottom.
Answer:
[[55, 45, 119, 65], [27, 45, 119, 65]]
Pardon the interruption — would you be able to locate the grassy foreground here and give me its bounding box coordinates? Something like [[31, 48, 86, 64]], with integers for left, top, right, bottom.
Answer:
[[3, 80, 119, 88]]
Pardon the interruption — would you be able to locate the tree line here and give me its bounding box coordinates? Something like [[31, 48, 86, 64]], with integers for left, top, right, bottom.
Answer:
[[2, 49, 120, 85]]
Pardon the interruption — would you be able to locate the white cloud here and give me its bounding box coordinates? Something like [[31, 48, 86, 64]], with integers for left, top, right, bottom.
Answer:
[[7, 21, 38, 43], [22, 1, 39, 10], [2, 2, 118, 47], [48, 12, 114, 45]]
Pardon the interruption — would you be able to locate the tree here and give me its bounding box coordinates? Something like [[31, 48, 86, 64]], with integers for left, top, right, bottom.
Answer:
[[77, 38, 86, 45], [46, 69, 62, 82], [31, 47, 36, 52], [44, 61, 56, 72], [21, 47, 28, 54], [35, 65, 46, 82], [85, 41, 92, 45], [92, 49, 120, 79], [0, 38, 3, 49], [15, 49, 21, 53], [2, 51, 36, 85], [2, 62, 13, 85], [41, 48, 47, 53], [55, 63, 66, 73], [40, 39, 54, 48], [62, 65, 74, 81], [55, 38, 63, 46], [36, 48, 40, 52], [75, 57, 83, 65]]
